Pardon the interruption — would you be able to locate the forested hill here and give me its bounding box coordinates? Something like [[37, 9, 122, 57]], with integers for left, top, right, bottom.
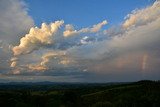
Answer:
[[0, 80, 160, 107]]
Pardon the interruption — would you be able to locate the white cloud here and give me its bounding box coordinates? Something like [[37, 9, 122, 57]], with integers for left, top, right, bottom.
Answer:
[[10, 61, 17, 68], [0, 0, 34, 74], [40, 51, 75, 69], [63, 1, 160, 79], [63, 20, 107, 37], [123, 0, 160, 28], [12, 20, 64, 56], [10, 57, 18, 67], [80, 36, 90, 45], [1, 0, 160, 82], [0, 0, 34, 44]]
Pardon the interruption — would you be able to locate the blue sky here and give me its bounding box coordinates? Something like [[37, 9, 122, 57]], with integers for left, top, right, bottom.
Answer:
[[0, 0, 160, 82], [26, 0, 155, 27]]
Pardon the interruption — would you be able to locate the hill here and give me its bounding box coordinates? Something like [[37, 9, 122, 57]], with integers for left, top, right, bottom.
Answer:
[[0, 80, 160, 107]]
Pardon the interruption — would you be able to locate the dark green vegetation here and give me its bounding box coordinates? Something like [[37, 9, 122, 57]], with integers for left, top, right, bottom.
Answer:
[[0, 80, 160, 107]]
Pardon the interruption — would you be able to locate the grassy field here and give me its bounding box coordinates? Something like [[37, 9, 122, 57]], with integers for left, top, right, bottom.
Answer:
[[0, 80, 160, 107]]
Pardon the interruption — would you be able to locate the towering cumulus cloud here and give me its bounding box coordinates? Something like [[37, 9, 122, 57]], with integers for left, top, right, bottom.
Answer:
[[63, 20, 107, 37], [13, 20, 64, 56]]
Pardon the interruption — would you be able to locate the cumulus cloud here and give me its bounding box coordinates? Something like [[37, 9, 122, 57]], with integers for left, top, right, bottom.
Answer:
[[70, 16, 160, 66], [10, 50, 75, 74], [1, 0, 160, 82], [40, 51, 75, 69], [28, 64, 47, 71], [10, 57, 19, 67], [12, 20, 64, 56], [80, 36, 90, 45], [0, 0, 34, 75], [10, 61, 17, 68], [0, 0, 34, 44], [10, 19, 107, 73], [63, 20, 107, 37], [62, 1, 160, 81], [123, 0, 160, 28]]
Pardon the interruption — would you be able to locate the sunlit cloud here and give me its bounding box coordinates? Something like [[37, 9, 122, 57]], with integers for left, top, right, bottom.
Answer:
[[123, 0, 160, 28], [12, 20, 64, 56], [63, 20, 107, 37], [0, 0, 160, 82]]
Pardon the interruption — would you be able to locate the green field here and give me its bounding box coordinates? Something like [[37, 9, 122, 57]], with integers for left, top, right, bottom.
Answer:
[[0, 80, 160, 107]]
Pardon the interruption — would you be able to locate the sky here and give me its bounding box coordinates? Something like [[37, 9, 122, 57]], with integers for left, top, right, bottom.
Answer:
[[26, 0, 155, 27], [0, 0, 160, 82]]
